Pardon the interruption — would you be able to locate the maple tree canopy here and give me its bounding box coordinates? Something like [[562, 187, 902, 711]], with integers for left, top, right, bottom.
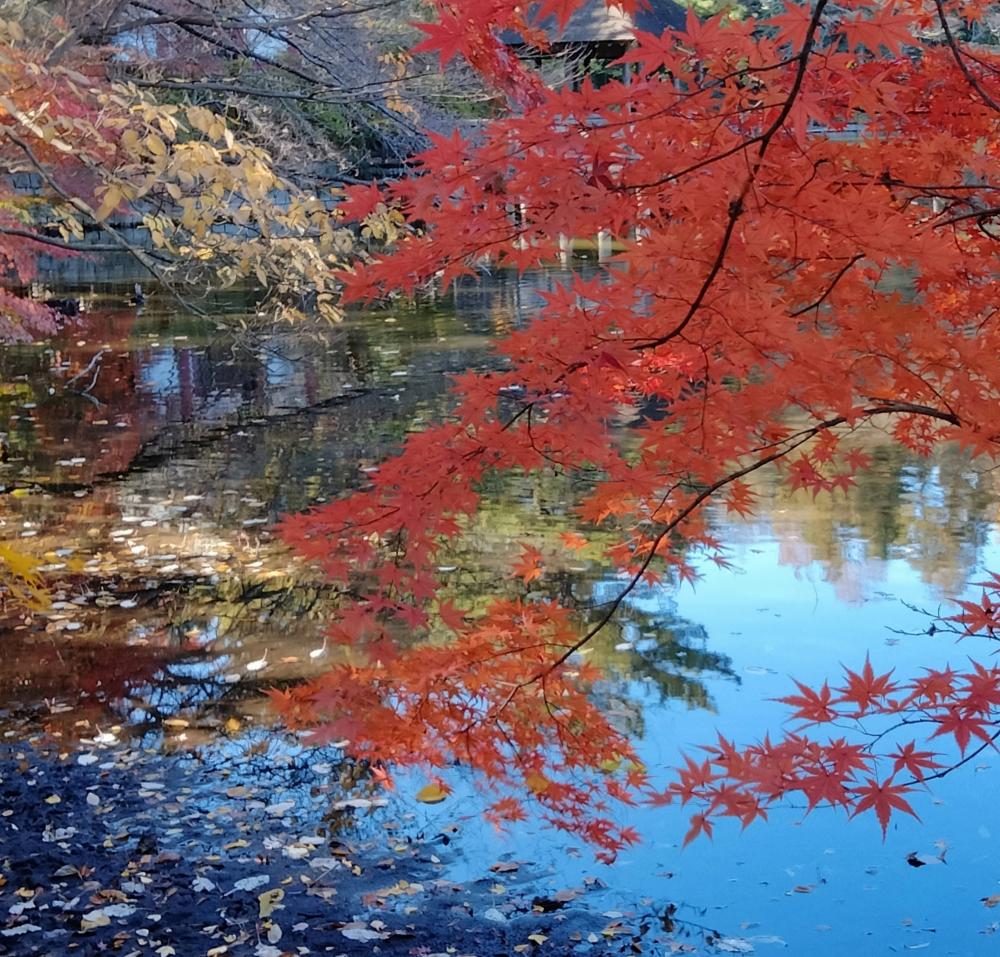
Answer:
[[275, 0, 1000, 855]]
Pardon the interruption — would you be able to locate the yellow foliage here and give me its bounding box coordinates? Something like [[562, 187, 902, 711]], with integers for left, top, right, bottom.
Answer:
[[0, 544, 49, 609], [0, 34, 355, 325]]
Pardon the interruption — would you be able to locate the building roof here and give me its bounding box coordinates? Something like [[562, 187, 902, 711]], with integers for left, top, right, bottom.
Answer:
[[502, 1, 686, 45]]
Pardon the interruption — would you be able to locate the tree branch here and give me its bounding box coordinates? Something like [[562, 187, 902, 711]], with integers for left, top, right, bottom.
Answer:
[[0, 226, 120, 253], [932, 0, 1000, 114]]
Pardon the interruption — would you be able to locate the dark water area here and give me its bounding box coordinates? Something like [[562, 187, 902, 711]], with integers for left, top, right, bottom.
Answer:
[[0, 272, 998, 954]]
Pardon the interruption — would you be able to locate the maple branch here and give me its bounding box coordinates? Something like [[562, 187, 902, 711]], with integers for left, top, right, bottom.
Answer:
[[488, 397, 962, 722], [932, 0, 1000, 115], [900, 726, 1000, 788], [107, 1, 396, 35], [620, 0, 829, 195], [788, 254, 865, 317], [626, 0, 830, 352], [134, 73, 440, 105], [628, 195, 745, 350], [933, 205, 1000, 228]]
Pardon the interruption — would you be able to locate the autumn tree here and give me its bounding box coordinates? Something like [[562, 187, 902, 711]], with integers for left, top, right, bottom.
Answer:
[[8, 0, 493, 175], [0, 10, 368, 333], [268, 0, 1000, 854]]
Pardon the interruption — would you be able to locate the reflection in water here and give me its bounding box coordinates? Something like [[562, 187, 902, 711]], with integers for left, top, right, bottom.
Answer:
[[0, 272, 998, 950], [0, 272, 994, 733], [720, 441, 997, 602]]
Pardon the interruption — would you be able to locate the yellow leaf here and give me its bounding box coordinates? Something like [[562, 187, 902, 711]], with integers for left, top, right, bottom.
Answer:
[[525, 772, 550, 795], [258, 888, 284, 918], [95, 186, 122, 222], [44, 795, 61, 804], [145, 133, 166, 157], [121, 128, 139, 152], [225, 718, 241, 733], [185, 105, 212, 133], [415, 782, 449, 804], [528, 933, 548, 945]]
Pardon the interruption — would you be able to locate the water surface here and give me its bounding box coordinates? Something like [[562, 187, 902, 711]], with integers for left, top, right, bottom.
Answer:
[[1, 272, 998, 954]]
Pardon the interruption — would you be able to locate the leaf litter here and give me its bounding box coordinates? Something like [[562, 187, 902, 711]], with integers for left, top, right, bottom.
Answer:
[[0, 733, 734, 955]]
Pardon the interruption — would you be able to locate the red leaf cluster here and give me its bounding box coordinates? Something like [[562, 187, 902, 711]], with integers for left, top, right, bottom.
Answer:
[[278, 1, 1000, 851]]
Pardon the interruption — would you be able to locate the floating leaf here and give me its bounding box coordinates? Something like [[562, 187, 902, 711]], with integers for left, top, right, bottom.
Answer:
[[258, 888, 285, 918], [415, 782, 449, 804], [525, 772, 550, 795], [233, 875, 270, 892]]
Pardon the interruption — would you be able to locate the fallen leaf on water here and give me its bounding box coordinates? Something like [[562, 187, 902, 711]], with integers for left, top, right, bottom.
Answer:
[[332, 797, 388, 810], [714, 937, 754, 954], [1, 925, 41, 937], [983, 894, 1000, 908], [81, 904, 134, 930], [415, 782, 449, 804], [233, 875, 270, 893], [340, 923, 387, 942], [258, 888, 284, 918]]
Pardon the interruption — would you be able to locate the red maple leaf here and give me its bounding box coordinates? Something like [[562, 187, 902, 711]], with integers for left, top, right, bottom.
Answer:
[[929, 706, 997, 755], [836, 655, 897, 713], [948, 593, 998, 636], [337, 182, 384, 222], [683, 811, 714, 846], [840, 6, 918, 57], [777, 680, 838, 724], [513, 544, 544, 583], [411, 13, 468, 66], [888, 742, 943, 782], [850, 776, 919, 838]]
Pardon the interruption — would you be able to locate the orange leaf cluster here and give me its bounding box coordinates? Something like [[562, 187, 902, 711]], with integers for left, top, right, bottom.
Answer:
[[279, 1, 1000, 850]]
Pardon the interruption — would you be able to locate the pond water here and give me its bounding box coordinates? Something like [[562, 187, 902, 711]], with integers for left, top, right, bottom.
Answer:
[[1, 270, 998, 955]]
